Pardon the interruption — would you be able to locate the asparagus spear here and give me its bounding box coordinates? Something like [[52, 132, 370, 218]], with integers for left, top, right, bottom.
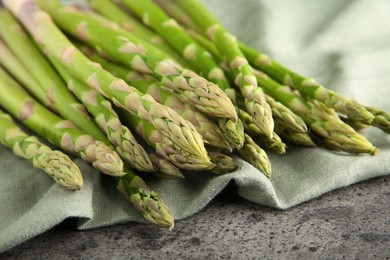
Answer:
[[114, 167, 174, 229], [0, 66, 125, 177], [238, 134, 272, 178], [7, 0, 212, 171], [74, 45, 230, 150], [126, 80, 232, 152], [149, 154, 185, 179], [0, 109, 83, 191], [114, 0, 246, 149], [37, 0, 237, 121], [0, 38, 50, 110], [252, 69, 378, 155], [208, 152, 238, 175], [0, 65, 174, 228], [239, 108, 287, 154], [80, 45, 244, 150], [171, 0, 274, 138], [239, 43, 375, 124], [0, 8, 109, 144], [87, 0, 190, 67], [365, 106, 390, 133], [49, 57, 155, 172]]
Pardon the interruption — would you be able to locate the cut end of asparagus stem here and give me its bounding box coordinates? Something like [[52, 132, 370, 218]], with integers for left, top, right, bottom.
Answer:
[[208, 152, 238, 175], [218, 118, 245, 151], [238, 134, 272, 178], [116, 174, 175, 230], [149, 154, 185, 179], [35, 150, 84, 191]]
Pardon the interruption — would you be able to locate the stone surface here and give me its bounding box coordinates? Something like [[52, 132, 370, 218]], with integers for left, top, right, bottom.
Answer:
[[1, 176, 389, 259]]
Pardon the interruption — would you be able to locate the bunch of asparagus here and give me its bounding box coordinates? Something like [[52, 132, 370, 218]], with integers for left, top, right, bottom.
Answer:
[[0, 0, 388, 229]]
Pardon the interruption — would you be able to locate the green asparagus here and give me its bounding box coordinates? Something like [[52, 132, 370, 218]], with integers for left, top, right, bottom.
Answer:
[[87, 0, 190, 67], [0, 66, 125, 177], [149, 154, 185, 179], [239, 43, 375, 124], [80, 46, 244, 150], [208, 152, 238, 175], [252, 69, 378, 155], [0, 109, 83, 191], [8, 0, 212, 171], [0, 38, 50, 109], [0, 8, 109, 143], [0, 64, 174, 228], [38, 0, 238, 121], [238, 134, 272, 178], [49, 57, 155, 172], [172, 0, 274, 138]]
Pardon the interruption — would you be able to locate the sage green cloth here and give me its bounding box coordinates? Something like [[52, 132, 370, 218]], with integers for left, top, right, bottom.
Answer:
[[1, 0, 390, 252]]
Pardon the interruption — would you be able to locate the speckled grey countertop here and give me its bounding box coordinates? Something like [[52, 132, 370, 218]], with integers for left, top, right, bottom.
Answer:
[[1, 176, 389, 259]]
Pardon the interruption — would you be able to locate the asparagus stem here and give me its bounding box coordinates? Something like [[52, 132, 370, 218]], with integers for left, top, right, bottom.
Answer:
[[118, 0, 248, 149], [87, 0, 190, 67], [38, 0, 237, 121], [172, 0, 274, 138], [252, 69, 378, 155], [9, 0, 212, 171], [238, 134, 272, 178], [0, 63, 174, 228], [127, 79, 232, 152], [239, 43, 375, 124], [0, 109, 83, 191], [0, 8, 110, 143], [0, 66, 125, 177], [149, 154, 185, 179], [0, 38, 49, 109], [49, 58, 156, 172]]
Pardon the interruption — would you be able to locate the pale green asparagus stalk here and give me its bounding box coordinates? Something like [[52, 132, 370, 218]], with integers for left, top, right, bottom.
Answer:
[[0, 38, 50, 109], [0, 8, 109, 143], [274, 122, 317, 147], [0, 64, 174, 229], [7, 0, 212, 171], [0, 66, 125, 177], [208, 152, 238, 175], [87, 0, 190, 67], [238, 134, 272, 178], [0, 109, 83, 191], [49, 57, 156, 172], [126, 80, 232, 152], [73, 46, 231, 151], [239, 43, 375, 124], [187, 29, 311, 140], [38, 0, 237, 121], [171, 0, 274, 138], [252, 69, 378, 155], [149, 154, 185, 179], [115, 0, 247, 148], [85, 48, 244, 150]]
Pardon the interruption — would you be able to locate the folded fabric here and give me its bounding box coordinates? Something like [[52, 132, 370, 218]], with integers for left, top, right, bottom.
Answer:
[[1, 0, 390, 252]]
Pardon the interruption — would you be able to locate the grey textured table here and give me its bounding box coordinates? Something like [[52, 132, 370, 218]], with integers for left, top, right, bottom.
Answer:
[[1, 176, 389, 259]]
